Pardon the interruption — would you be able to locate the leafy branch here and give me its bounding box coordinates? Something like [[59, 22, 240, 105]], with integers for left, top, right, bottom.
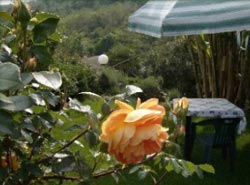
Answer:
[[37, 125, 91, 164]]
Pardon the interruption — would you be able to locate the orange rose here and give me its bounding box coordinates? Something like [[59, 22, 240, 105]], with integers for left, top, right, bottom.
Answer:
[[100, 98, 168, 164]]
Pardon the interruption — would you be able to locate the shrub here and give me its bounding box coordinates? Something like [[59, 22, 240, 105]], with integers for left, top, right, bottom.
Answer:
[[98, 67, 129, 94], [52, 62, 100, 97], [166, 88, 181, 100], [0, 2, 215, 184], [135, 76, 165, 101]]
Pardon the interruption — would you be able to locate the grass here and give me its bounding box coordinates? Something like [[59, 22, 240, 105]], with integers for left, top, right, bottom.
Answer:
[[161, 125, 250, 185]]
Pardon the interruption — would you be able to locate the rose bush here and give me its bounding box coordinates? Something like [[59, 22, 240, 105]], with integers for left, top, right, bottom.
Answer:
[[0, 1, 214, 184]]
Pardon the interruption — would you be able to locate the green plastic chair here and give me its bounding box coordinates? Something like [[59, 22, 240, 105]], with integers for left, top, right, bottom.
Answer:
[[191, 118, 240, 169]]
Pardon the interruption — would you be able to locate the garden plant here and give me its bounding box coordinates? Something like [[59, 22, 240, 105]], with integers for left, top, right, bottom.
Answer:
[[0, 1, 214, 184]]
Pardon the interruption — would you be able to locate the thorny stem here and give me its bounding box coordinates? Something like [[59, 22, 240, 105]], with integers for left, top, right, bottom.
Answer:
[[37, 126, 90, 164], [55, 126, 90, 154], [154, 171, 168, 185], [35, 152, 159, 183], [41, 175, 84, 182], [92, 153, 158, 179]]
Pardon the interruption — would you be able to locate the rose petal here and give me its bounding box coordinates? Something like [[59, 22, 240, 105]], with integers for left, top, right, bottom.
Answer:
[[135, 98, 141, 109], [137, 98, 159, 109], [130, 124, 162, 146], [124, 109, 162, 123], [115, 100, 134, 111], [111, 127, 124, 149], [101, 109, 127, 135]]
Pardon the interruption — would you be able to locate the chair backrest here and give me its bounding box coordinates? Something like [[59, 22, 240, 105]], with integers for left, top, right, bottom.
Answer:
[[213, 118, 240, 147], [195, 118, 240, 147]]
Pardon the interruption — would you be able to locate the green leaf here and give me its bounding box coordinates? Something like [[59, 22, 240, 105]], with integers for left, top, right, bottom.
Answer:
[[40, 91, 59, 106], [31, 46, 52, 63], [75, 152, 91, 179], [138, 170, 148, 180], [49, 32, 62, 43], [129, 165, 142, 174], [0, 95, 33, 111], [11, 73, 33, 91], [5, 34, 17, 44], [35, 12, 59, 22], [184, 161, 196, 175], [37, 112, 55, 129], [33, 71, 62, 90], [88, 111, 99, 129], [43, 133, 56, 143], [178, 160, 194, 178], [21, 73, 33, 86], [101, 102, 111, 116], [198, 164, 215, 174], [165, 162, 174, 172], [0, 51, 12, 63], [33, 16, 59, 43], [0, 93, 12, 103], [21, 129, 33, 143], [169, 158, 182, 174], [24, 163, 43, 176], [2, 44, 12, 55], [79, 92, 102, 99], [0, 110, 15, 135], [84, 131, 97, 148], [52, 156, 76, 173], [0, 62, 22, 91], [111, 173, 120, 184], [68, 98, 91, 113], [30, 93, 45, 106], [64, 124, 86, 132], [195, 165, 204, 179], [22, 118, 36, 132], [17, 0, 31, 27]]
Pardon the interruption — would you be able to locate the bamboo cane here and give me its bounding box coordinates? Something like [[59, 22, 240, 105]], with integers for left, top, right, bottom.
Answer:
[[186, 37, 202, 97], [195, 36, 208, 97], [209, 34, 217, 98], [226, 45, 233, 100]]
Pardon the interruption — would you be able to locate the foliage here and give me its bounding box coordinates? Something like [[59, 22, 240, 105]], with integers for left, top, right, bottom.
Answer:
[[98, 67, 129, 95], [135, 76, 165, 101], [30, 0, 148, 14], [0, 1, 214, 184], [52, 62, 100, 97], [187, 32, 250, 113], [37, 1, 196, 98], [0, 0, 60, 71]]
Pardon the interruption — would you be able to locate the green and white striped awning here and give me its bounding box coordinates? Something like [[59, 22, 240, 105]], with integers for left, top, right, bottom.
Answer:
[[128, 0, 250, 38]]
